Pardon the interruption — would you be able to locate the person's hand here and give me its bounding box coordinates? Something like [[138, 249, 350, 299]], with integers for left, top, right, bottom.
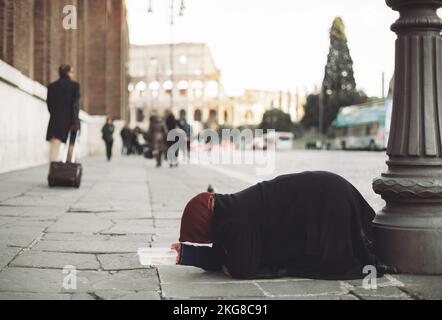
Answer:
[[171, 243, 181, 264]]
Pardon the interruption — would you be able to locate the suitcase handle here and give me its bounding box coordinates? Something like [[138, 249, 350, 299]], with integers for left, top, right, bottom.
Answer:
[[71, 129, 81, 163], [62, 129, 81, 163]]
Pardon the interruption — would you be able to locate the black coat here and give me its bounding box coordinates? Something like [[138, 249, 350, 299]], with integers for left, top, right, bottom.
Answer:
[[213, 171, 378, 280], [147, 117, 167, 152], [102, 124, 115, 143], [165, 115, 178, 131], [120, 128, 132, 142], [46, 77, 80, 143]]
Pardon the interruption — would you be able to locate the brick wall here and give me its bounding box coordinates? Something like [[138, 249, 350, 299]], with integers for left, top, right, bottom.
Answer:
[[33, 0, 45, 83], [12, 0, 34, 77], [0, 0, 5, 61], [84, 0, 107, 116], [4, 0, 14, 66], [106, 0, 122, 119]]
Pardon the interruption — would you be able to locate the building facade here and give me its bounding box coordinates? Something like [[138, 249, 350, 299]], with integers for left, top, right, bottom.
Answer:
[[0, 0, 129, 120], [228, 89, 305, 127], [129, 43, 230, 131]]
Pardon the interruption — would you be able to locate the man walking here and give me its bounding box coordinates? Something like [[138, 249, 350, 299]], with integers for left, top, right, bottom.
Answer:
[[178, 109, 192, 159], [165, 110, 179, 168], [120, 123, 133, 155], [146, 115, 167, 168], [102, 117, 115, 161], [46, 65, 80, 163]]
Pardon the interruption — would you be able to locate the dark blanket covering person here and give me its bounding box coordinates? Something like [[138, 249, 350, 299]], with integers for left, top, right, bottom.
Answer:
[[178, 171, 387, 280]]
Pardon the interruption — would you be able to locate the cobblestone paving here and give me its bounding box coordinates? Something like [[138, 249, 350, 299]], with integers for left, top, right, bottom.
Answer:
[[0, 152, 440, 300]]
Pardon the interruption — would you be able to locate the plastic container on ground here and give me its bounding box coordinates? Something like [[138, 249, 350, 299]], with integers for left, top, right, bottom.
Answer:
[[137, 248, 178, 266]]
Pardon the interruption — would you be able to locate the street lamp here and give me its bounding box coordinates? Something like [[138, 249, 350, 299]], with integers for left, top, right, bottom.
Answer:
[[147, 0, 187, 111], [148, 0, 185, 15], [373, 0, 442, 274]]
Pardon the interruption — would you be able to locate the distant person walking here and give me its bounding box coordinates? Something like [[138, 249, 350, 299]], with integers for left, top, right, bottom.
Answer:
[[132, 127, 143, 155], [146, 115, 167, 167], [165, 110, 179, 168], [46, 64, 80, 163], [178, 109, 192, 159], [102, 117, 115, 161], [120, 123, 133, 155]]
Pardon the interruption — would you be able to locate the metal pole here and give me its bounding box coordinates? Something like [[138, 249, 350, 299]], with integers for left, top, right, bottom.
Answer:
[[372, 0, 442, 274], [318, 88, 324, 144], [170, 0, 175, 111], [382, 72, 385, 99]]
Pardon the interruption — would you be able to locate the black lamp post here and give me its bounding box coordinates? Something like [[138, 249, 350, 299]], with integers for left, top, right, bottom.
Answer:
[[373, 0, 442, 274], [147, 0, 186, 111]]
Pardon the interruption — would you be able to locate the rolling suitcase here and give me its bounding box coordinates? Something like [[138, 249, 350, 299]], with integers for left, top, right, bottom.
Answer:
[[48, 130, 83, 188]]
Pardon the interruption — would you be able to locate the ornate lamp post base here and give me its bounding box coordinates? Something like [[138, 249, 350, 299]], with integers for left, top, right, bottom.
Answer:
[[373, 0, 442, 274], [373, 175, 442, 273]]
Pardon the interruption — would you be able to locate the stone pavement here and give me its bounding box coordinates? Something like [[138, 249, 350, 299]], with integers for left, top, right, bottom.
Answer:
[[0, 153, 440, 300]]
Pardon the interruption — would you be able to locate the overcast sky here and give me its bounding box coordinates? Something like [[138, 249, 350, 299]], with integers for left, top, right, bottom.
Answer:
[[126, 0, 439, 97]]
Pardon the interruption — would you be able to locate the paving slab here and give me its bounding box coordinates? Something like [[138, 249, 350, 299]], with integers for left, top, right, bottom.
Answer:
[[0, 267, 75, 293], [351, 286, 412, 300], [33, 238, 150, 254], [0, 226, 45, 247], [93, 290, 161, 300], [101, 219, 155, 235], [0, 292, 72, 300], [158, 265, 239, 284], [95, 210, 153, 220], [97, 253, 145, 271], [0, 267, 160, 294], [42, 232, 152, 243], [162, 282, 265, 299], [0, 154, 440, 300], [10, 251, 100, 270], [46, 214, 114, 234], [0, 205, 66, 218], [0, 246, 22, 269], [70, 293, 96, 300], [79, 269, 160, 292], [256, 279, 347, 297], [394, 275, 442, 300]]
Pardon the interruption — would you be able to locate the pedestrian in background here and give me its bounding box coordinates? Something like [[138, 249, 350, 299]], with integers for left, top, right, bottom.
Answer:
[[120, 123, 133, 155], [102, 117, 115, 161], [165, 110, 179, 168], [147, 115, 167, 167], [132, 126, 143, 155], [178, 109, 192, 159], [46, 64, 80, 163]]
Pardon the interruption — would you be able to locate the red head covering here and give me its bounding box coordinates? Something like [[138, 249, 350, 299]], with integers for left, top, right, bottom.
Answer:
[[179, 192, 215, 244]]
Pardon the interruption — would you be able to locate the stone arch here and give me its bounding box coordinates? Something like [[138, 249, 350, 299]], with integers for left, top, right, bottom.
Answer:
[[194, 109, 202, 122]]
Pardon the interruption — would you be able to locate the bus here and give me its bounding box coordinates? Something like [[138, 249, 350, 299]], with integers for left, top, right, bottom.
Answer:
[[333, 98, 392, 151]]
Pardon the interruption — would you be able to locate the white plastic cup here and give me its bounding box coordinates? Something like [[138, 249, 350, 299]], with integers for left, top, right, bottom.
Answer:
[[137, 248, 178, 266]]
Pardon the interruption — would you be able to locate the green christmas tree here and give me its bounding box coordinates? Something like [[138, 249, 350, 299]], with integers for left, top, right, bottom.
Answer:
[[322, 17, 356, 95], [302, 17, 367, 132]]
